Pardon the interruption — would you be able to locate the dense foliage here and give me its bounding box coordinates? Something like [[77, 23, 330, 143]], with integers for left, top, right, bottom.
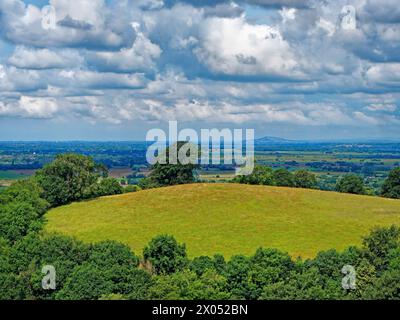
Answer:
[[1, 224, 400, 300], [139, 142, 198, 189], [335, 174, 366, 195], [233, 165, 317, 189], [35, 154, 122, 206], [381, 168, 400, 199]]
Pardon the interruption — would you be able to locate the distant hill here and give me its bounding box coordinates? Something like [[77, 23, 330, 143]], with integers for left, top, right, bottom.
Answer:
[[45, 183, 400, 259], [255, 136, 299, 144]]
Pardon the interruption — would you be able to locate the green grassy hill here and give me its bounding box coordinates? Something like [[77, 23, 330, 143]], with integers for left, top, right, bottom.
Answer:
[[45, 183, 400, 258]]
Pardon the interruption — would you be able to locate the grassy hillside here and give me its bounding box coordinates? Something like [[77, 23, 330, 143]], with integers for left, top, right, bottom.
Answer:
[[45, 183, 400, 259]]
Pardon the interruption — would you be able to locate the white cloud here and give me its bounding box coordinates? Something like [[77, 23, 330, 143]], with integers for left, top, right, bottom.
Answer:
[[366, 103, 397, 112], [280, 7, 296, 23], [0, 96, 58, 119], [87, 26, 161, 72], [195, 16, 300, 77], [9, 46, 83, 69], [366, 63, 400, 85], [58, 70, 148, 89]]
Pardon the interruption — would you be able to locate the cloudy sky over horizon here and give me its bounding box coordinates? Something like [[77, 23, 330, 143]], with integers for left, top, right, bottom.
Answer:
[[0, 0, 399, 140]]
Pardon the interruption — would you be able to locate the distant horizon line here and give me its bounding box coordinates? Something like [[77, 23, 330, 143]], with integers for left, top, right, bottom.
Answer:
[[0, 137, 399, 143]]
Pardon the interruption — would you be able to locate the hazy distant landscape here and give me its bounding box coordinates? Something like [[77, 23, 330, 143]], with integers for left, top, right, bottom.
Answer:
[[2, 139, 400, 194]]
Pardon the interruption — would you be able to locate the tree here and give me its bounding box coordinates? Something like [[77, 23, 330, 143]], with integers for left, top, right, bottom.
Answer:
[[56, 263, 114, 300], [0, 179, 48, 216], [293, 170, 317, 189], [335, 174, 366, 195], [381, 167, 400, 199], [363, 270, 400, 299], [233, 165, 274, 185], [35, 154, 105, 206], [88, 241, 139, 269], [83, 178, 123, 199], [362, 225, 400, 272], [0, 202, 41, 243], [247, 248, 295, 299], [272, 168, 294, 187], [144, 142, 198, 188], [143, 235, 188, 275], [224, 255, 252, 299], [148, 270, 230, 300], [189, 256, 215, 276]]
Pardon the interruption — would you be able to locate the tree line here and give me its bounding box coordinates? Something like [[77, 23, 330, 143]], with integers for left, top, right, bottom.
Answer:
[[231, 164, 400, 199]]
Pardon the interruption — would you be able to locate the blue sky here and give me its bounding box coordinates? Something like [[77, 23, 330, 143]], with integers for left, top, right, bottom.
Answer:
[[0, 0, 399, 140]]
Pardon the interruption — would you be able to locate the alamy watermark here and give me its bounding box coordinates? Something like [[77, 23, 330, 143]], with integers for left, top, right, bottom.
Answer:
[[341, 265, 356, 290], [339, 5, 357, 31], [41, 5, 57, 30], [42, 265, 56, 290], [146, 121, 255, 175]]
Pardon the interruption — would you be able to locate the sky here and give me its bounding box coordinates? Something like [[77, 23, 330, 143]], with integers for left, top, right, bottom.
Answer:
[[0, 0, 399, 141]]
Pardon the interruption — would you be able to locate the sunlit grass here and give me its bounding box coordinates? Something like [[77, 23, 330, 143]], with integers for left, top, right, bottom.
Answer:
[[45, 183, 400, 259]]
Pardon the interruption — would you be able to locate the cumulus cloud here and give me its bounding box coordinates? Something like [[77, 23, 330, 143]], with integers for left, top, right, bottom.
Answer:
[[8, 46, 83, 69], [0, 96, 58, 119], [58, 70, 148, 89], [366, 63, 400, 86], [195, 16, 300, 77], [0, 0, 399, 138], [87, 24, 162, 73]]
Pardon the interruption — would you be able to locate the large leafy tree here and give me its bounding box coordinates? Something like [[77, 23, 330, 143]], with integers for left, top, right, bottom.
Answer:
[[335, 174, 366, 195], [381, 167, 400, 199], [143, 235, 188, 275], [143, 142, 198, 188], [293, 169, 317, 189], [233, 165, 274, 185], [272, 168, 295, 187], [35, 154, 107, 206]]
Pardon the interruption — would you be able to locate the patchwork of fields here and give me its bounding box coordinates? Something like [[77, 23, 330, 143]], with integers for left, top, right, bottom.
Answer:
[[45, 183, 400, 259]]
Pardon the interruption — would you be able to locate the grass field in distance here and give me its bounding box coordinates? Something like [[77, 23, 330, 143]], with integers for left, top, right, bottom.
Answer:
[[45, 183, 400, 259]]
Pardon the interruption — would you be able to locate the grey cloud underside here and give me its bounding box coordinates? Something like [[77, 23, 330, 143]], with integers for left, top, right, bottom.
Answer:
[[0, 0, 398, 135]]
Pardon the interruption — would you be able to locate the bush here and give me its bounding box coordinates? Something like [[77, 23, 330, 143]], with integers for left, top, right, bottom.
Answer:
[[123, 185, 140, 193], [143, 235, 188, 275]]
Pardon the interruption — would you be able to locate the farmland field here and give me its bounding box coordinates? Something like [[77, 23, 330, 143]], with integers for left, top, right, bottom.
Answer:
[[45, 183, 400, 259]]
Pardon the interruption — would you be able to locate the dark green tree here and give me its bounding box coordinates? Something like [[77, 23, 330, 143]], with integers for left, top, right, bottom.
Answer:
[[144, 142, 198, 188], [381, 167, 400, 199], [143, 235, 188, 275], [335, 174, 366, 195], [272, 168, 295, 187], [83, 178, 123, 199], [35, 154, 105, 206], [293, 170, 317, 189], [233, 165, 274, 185], [56, 263, 114, 300], [362, 225, 400, 272]]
